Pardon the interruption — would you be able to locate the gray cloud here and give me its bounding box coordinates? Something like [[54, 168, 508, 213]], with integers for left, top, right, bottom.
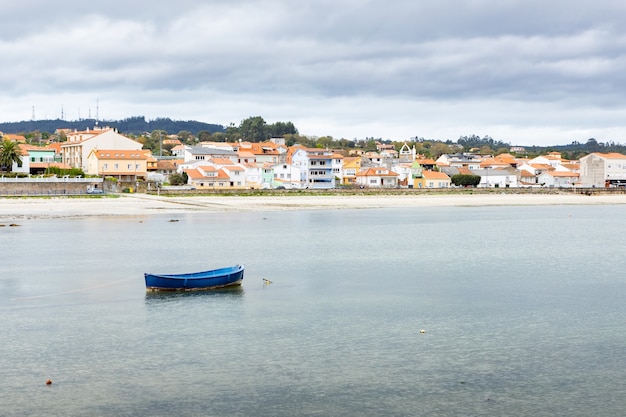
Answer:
[[3, 0, 626, 145]]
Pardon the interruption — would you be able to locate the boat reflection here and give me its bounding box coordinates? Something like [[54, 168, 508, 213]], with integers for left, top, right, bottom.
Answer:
[[144, 285, 244, 303]]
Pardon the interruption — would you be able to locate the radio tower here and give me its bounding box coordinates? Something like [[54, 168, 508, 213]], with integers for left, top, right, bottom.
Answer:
[[32, 106, 35, 121]]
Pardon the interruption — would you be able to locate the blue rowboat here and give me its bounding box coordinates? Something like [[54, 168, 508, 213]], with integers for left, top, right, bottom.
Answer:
[[144, 264, 244, 291]]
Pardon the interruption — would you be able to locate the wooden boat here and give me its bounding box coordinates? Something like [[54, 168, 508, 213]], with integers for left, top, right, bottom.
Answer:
[[144, 264, 244, 291]]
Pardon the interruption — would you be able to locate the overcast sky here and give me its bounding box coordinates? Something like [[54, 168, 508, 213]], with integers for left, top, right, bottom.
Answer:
[[3, 1, 626, 146]]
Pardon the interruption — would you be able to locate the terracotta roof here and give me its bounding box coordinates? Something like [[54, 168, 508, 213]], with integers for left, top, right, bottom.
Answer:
[[422, 170, 450, 180], [595, 152, 626, 159], [91, 150, 147, 160], [210, 157, 235, 165], [356, 168, 398, 177], [544, 171, 579, 178]]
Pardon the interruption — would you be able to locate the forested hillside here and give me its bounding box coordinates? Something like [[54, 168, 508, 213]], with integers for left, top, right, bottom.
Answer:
[[0, 116, 224, 135]]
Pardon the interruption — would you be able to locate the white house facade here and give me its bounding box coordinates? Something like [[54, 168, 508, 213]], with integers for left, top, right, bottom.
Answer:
[[579, 152, 626, 187]]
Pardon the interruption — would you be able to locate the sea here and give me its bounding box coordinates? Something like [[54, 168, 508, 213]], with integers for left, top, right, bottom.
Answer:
[[1, 204, 625, 417]]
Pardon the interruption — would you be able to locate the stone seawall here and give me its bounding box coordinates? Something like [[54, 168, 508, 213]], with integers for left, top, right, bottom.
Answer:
[[0, 178, 105, 196]]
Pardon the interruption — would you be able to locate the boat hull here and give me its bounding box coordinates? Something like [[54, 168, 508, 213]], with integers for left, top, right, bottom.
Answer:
[[144, 264, 244, 292]]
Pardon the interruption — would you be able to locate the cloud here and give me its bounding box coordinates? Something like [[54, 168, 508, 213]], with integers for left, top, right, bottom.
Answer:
[[3, 0, 626, 145]]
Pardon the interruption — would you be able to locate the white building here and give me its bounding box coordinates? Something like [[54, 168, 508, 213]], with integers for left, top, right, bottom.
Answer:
[[61, 127, 143, 172], [579, 152, 626, 187], [289, 148, 341, 189], [356, 167, 398, 188], [271, 163, 304, 189], [472, 167, 519, 188], [537, 171, 579, 187]]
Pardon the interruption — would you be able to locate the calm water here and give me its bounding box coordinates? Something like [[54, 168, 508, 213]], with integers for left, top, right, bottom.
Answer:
[[1, 205, 625, 417]]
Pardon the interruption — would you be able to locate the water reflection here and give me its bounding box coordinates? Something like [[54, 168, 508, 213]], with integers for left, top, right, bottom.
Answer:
[[144, 286, 244, 303]]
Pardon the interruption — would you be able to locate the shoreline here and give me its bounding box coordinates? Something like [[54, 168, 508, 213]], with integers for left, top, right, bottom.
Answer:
[[2, 193, 626, 221]]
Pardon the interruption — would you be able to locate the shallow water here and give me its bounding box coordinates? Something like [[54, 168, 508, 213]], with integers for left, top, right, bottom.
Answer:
[[1, 205, 625, 416]]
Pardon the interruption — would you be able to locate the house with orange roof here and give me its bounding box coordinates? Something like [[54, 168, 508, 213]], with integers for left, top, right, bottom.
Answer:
[[239, 141, 284, 164], [538, 171, 579, 187], [579, 152, 626, 187], [62, 127, 143, 172], [3, 133, 27, 143], [529, 154, 564, 169], [561, 161, 580, 173], [171, 144, 186, 158], [517, 162, 555, 176], [363, 151, 383, 166], [480, 157, 513, 170], [155, 159, 183, 182], [341, 157, 362, 185], [413, 170, 451, 189], [179, 154, 253, 189], [237, 150, 257, 164], [144, 151, 158, 173], [183, 165, 231, 188], [86, 149, 147, 181], [356, 167, 398, 188], [519, 169, 538, 186]]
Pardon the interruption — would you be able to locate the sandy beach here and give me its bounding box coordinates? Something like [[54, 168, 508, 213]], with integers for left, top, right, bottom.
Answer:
[[1, 192, 626, 221]]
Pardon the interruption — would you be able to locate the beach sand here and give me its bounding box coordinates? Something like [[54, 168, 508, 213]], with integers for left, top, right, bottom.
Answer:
[[1, 192, 626, 221]]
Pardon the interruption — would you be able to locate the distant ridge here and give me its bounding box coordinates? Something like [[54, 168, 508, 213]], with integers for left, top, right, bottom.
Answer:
[[0, 116, 225, 135]]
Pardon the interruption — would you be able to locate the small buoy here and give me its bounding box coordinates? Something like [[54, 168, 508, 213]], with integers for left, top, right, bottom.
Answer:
[[46, 379, 52, 385], [420, 329, 426, 334], [262, 278, 273, 285]]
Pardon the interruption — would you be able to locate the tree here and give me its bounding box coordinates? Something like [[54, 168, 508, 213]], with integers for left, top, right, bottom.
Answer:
[[451, 174, 481, 187], [168, 172, 186, 185], [269, 121, 298, 137], [0, 140, 23, 172], [197, 130, 212, 142], [177, 130, 192, 143], [239, 116, 268, 141]]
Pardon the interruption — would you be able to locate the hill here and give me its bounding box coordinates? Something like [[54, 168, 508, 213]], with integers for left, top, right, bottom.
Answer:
[[0, 116, 224, 136]]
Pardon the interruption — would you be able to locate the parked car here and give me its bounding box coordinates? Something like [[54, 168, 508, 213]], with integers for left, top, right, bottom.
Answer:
[[87, 187, 104, 194]]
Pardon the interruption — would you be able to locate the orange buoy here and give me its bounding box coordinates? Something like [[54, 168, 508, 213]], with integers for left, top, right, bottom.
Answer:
[[46, 379, 52, 385]]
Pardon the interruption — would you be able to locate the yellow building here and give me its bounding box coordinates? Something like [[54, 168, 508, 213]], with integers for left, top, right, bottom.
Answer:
[[341, 157, 361, 185], [86, 149, 148, 181], [414, 170, 451, 188]]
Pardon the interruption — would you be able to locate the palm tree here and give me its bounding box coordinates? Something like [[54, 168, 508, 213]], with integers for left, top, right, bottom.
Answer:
[[0, 140, 23, 172]]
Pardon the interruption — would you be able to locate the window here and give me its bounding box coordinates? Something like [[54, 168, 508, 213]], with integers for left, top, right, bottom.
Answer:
[[114, 164, 119, 170]]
